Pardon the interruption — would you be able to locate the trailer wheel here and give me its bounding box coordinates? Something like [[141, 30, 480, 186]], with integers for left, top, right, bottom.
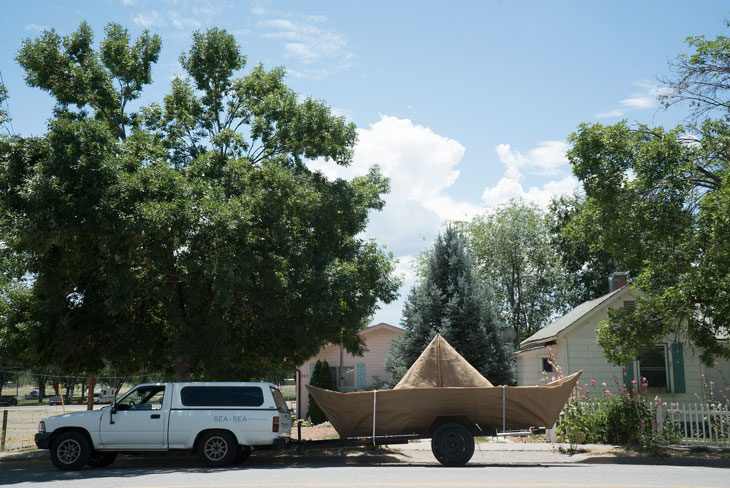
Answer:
[[431, 422, 475, 466], [49, 431, 90, 471], [197, 430, 237, 467]]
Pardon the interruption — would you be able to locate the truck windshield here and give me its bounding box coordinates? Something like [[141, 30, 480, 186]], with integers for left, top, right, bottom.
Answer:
[[270, 387, 289, 414]]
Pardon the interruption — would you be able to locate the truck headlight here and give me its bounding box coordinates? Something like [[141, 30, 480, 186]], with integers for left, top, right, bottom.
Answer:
[[38, 421, 45, 433]]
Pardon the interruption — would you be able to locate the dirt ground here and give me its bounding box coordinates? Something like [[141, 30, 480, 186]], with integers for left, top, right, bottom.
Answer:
[[294, 423, 340, 441]]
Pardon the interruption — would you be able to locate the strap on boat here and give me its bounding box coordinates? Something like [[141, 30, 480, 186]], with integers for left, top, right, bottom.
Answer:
[[502, 385, 506, 433], [372, 389, 377, 446]]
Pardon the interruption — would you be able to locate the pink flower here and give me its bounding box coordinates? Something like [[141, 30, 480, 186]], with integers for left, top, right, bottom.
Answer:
[[604, 389, 611, 396], [580, 395, 586, 400], [662, 402, 667, 407], [590, 379, 596, 386], [631, 380, 637, 385], [602, 382, 607, 388], [551, 376, 556, 382], [642, 377, 647, 383]]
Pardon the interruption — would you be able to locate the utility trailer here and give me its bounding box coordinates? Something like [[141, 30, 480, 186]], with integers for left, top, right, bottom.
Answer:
[[290, 417, 547, 466]]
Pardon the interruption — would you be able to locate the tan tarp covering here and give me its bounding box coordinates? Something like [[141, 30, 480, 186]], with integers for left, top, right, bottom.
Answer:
[[394, 334, 493, 389], [306, 334, 582, 438]]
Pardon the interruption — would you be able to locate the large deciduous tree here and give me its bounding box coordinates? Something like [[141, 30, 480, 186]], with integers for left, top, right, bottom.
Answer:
[[548, 193, 624, 302], [568, 119, 730, 366], [385, 226, 512, 386], [564, 23, 730, 366], [459, 200, 576, 345], [0, 23, 399, 380]]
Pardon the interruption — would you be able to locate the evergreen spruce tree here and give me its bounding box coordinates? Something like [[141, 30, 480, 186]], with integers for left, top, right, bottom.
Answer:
[[385, 226, 513, 385], [307, 360, 334, 424]]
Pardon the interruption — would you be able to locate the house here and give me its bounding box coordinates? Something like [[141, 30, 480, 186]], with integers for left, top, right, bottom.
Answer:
[[515, 272, 730, 404], [297, 322, 402, 418]]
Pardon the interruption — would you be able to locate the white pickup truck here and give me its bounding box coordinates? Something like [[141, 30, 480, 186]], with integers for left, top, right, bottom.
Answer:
[[35, 382, 292, 470]]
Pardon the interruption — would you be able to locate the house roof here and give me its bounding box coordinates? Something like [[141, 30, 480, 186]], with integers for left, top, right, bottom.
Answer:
[[519, 285, 633, 350], [360, 322, 402, 336]]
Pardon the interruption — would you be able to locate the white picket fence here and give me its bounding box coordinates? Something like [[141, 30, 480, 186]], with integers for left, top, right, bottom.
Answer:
[[660, 402, 730, 447], [552, 401, 730, 447]]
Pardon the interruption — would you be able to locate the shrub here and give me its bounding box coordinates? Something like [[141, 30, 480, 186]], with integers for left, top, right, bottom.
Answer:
[[549, 348, 678, 450], [307, 360, 334, 424]]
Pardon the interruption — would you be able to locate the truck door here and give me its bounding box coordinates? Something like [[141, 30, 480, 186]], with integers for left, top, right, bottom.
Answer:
[[100, 385, 168, 449]]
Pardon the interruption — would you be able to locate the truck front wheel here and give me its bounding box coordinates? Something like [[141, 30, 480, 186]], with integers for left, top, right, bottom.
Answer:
[[49, 431, 90, 471], [431, 422, 475, 466], [197, 430, 237, 467]]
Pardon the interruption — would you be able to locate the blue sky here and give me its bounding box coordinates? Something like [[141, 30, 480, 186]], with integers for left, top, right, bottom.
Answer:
[[2, 1, 729, 326]]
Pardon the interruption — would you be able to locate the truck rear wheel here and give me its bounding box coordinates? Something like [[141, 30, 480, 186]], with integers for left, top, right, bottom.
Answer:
[[197, 430, 237, 467], [50, 431, 90, 471], [431, 422, 475, 466]]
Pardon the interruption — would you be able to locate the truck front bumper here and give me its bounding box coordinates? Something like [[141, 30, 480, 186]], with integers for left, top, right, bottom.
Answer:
[[35, 432, 52, 449]]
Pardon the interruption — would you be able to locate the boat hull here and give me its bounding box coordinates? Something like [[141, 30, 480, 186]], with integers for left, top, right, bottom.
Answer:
[[307, 371, 582, 438]]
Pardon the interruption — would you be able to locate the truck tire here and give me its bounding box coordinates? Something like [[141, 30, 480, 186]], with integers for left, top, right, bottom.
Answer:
[[49, 431, 90, 471], [431, 422, 475, 467], [197, 430, 237, 467], [87, 450, 118, 468]]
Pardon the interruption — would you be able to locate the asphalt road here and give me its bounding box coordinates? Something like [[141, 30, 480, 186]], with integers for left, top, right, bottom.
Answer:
[[2, 449, 730, 488]]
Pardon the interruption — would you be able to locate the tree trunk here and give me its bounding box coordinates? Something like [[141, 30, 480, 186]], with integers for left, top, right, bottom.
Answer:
[[87, 373, 95, 411], [37, 375, 46, 403], [175, 355, 190, 381]]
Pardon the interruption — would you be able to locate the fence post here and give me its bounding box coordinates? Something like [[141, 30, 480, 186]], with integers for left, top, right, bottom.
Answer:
[[1, 410, 7, 451], [655, 403, 663, 439]]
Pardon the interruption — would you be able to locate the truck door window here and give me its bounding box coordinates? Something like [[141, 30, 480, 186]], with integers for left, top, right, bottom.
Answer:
[[116, 386, 165, 411]]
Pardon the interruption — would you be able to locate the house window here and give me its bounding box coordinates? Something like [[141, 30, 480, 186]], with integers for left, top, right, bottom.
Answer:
[[623, 300, 636, 310], [638, 345, 669, 392], [329, 366, 355, 390], [541, 357, 553, 373]]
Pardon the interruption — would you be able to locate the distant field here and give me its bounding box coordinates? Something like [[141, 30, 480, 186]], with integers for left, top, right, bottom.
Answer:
[[0, 405, 93, 451]]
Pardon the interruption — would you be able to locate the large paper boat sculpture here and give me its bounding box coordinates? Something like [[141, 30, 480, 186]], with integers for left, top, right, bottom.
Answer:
[[307, 334, 581, 438]]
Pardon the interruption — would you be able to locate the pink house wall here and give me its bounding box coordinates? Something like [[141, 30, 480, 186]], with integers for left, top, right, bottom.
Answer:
[[298, 323, 401, 418]]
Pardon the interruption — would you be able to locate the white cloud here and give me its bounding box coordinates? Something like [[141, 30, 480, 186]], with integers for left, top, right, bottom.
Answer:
[[257, 13, 352, 78], [594, 109, 625, 119], [481, 141, 579, 208], [24, 24, 48, 32], [133, 11, 163, 28], [309, 115, 477, 256], [595, 80, 664, 119], [170, 13, 201, 30]]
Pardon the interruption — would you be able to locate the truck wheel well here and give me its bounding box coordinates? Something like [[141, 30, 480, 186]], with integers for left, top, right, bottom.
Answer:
[[193, 429, 238, 450], [50, 427, 93, 447], [424, 415, 480, 437]]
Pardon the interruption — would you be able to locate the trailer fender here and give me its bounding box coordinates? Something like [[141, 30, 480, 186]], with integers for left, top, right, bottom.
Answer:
[[423, 415, 480, 437]]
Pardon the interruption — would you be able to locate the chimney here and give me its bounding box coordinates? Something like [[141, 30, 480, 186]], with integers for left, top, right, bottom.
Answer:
[[608, 272, 629, 292]]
